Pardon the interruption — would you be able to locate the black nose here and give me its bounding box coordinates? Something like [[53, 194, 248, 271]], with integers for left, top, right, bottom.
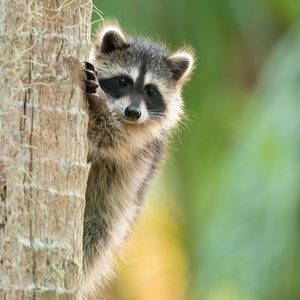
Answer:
[[124, 105, 141, 120]]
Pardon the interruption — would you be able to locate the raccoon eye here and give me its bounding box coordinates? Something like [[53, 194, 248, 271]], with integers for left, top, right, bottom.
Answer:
[[117, 77, 129, 87], [146, 86, 158, 97]]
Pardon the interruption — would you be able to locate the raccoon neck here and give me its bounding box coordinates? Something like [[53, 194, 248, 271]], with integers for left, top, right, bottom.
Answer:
[[88, 120, 166, 162]]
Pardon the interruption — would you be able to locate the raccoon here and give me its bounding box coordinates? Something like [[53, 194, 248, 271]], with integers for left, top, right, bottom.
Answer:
[[82, 22, 194, 298]]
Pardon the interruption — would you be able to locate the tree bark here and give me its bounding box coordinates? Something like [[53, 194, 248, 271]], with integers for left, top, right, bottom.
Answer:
[[0, 1, 92, 299]]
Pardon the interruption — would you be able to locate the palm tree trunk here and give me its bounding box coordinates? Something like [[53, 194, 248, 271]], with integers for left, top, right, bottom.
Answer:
[[0, 1, 92, 299]]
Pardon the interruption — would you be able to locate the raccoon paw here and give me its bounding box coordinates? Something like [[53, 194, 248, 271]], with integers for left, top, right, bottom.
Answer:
[[83, 61, 100, 102]]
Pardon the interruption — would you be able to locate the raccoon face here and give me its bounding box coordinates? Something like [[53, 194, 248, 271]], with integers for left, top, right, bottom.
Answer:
[[97, 70, 166, 123], [90, 22, 194, 127]]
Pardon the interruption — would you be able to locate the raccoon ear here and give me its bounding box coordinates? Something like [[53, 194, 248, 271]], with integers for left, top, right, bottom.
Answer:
[[167, 51, 194, 84], [99, 25, 127, 54]]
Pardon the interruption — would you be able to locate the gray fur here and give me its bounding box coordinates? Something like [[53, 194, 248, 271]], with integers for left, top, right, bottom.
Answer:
[[82, 22, 194, 298]]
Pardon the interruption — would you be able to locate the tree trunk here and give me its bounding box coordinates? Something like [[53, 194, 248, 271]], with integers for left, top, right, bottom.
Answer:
[[0, 1, 92, 299]]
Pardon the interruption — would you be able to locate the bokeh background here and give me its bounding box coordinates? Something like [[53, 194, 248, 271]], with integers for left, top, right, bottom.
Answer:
[[92, 1, 300, 299]]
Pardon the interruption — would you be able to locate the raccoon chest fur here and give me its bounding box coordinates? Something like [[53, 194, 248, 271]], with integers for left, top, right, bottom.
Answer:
[[83, 131, 165, 293]]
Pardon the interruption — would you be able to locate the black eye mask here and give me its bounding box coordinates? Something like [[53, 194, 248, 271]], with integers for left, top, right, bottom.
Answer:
[[99, 75, 133, 99]]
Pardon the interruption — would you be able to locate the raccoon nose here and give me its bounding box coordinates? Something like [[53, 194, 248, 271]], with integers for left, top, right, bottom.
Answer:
[[124, 105, 141, 120]]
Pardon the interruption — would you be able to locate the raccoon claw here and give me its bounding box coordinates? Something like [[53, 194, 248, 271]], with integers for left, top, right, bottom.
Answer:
[[84, 61, 96, 72], [84, 61, 99, 97], [83, 79, 99, 91]]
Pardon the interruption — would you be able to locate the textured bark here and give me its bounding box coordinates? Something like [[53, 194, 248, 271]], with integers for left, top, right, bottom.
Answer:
[[0, 1, 92, 299]]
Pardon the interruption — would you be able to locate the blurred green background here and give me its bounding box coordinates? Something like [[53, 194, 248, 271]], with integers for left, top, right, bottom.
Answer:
[[92, 1, 300, 299]]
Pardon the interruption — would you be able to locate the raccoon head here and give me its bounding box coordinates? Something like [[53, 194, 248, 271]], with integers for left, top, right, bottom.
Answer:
[[90, 22, 194, 129]]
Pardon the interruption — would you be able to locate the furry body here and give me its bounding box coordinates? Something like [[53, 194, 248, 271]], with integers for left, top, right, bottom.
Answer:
[[82, 22, 193, 298]]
